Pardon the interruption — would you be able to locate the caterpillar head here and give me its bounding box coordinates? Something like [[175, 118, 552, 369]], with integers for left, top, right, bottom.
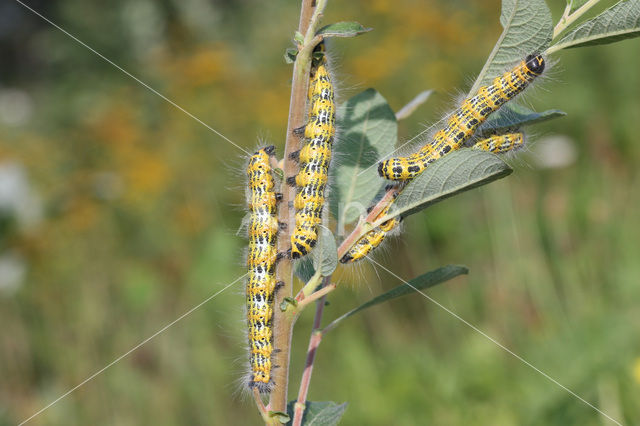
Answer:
[[525, 54, 545, 75], [262, 145, 276, 156]]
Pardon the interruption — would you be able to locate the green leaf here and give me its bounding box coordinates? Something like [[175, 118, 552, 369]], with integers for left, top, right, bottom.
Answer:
[[549, 0, 640, 52], [270, 411, 291, 423], [470, 0, 553, 94], [389, 150, 512, 219], [325, 265, 468, 330], [480, 104, 566, 135], [280, 297, 298, 312], [316, 22, 372, 38], [294, 257, 315, 283], [284, 48, 298, 64], [286, 401, 348, 426], [294, 31, 305, 44], [313, 227, 338, 277], [294, 228, 338, 282], [330, 89, 397, 227]]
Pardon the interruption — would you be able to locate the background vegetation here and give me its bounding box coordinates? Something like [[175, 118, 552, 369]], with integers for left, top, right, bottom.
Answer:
[[1, 0, 639, 424]]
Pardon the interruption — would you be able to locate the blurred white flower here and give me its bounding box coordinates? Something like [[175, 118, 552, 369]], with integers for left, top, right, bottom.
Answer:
[[530, 135, 577, 169], [0, 162, 43, 230], [0, 88, 33, 126]]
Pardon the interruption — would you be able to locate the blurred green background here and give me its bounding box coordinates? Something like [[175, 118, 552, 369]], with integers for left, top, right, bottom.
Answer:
[[1, 0, 639, 424]]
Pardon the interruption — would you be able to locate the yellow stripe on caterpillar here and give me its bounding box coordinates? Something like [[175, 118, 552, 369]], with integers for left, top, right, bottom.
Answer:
[[291, 42, 335, 259], [472, 132, 524, 154], [378, 54, 544, 181], [246, 145, 280, 393]]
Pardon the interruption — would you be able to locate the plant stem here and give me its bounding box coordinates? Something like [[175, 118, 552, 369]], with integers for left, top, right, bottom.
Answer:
[[267, 0, 329, 420], [296, 283, 336, 311], [253, 388, 270, 422], [552, 0, 601, 39], [292, 278, 329, 426]]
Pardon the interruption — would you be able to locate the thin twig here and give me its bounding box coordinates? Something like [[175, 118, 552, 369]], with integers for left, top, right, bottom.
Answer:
[[253, 388, 269, 422], [552, 0, 601, 39], [296, 283, 336, 312], [292, 278, 329, 426], [295, 271, 323, 303]]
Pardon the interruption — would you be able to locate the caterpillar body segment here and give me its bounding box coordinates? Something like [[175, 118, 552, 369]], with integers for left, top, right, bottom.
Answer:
[[472, 132, 524, 154], [378, 54, 545, 181], [246, 146, 279, 393], [340, 201, 402, 264], [291, 43, 335, 259]]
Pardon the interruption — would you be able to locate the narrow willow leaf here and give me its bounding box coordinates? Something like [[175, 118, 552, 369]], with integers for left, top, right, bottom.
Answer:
[[470, 0, 553, 94], [325, 265, 468, 331], [480, 104, 566, 134], [316, 22, 373, 38], [330, 89, 397, 226], [313, 227, 338, 277], [549, 0, 640, 52], [286, 401, 348, 426], [389, 150, 512, 219]]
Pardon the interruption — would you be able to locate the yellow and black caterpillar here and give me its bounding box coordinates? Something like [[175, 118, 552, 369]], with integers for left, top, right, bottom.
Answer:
[[288, 43, 336, 259], [340, 195, 402, 264], [246, 145, 281, 393], [472, 132, 524, 154], [341, 132, 524, 264], [378, 54, 544, 181]]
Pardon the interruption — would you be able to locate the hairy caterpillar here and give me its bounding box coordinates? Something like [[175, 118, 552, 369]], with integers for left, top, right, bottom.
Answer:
[[289, 43, 336, 259], [378, 54, 545, 181], [341, 132, 524, 264], [340, 196, 402, 264], [246, 145, 281, 393], [472, 132, 524, 154]]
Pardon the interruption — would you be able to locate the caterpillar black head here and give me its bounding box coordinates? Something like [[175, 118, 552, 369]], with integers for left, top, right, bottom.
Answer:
[[262, 145, 276, 156], [525, 54, 545, 75]]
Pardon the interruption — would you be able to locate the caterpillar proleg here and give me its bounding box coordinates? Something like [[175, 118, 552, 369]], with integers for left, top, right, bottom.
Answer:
[[290, 42, 336, 259], [246, 145, 280, 393], [378, 54, 545, 181]]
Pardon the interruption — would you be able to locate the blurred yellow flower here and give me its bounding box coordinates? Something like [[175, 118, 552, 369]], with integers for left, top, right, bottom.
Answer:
[[351, 38, 409, 82], [124, 153, 169, 197], [173, 44, 232, 89]]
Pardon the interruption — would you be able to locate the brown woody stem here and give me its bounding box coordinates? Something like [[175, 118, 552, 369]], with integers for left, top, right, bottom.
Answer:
[[266, 0, 329, 421]]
